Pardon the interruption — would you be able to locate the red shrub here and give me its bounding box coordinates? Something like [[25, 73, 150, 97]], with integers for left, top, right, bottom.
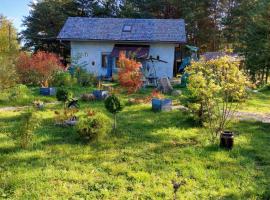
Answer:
[[118, 52, 142, 93], [16, 52, 36, 85], [16, 51, 64, 86]]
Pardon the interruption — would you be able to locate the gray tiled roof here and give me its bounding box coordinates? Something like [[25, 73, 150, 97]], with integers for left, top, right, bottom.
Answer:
[[58, 17, 186, 43]]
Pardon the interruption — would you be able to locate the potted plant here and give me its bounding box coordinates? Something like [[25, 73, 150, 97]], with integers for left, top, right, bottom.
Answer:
[[92, 78, 109, 100], [23, 51, 64, 96], [151, 90, 172, 112], [40, 80, 57, 96]]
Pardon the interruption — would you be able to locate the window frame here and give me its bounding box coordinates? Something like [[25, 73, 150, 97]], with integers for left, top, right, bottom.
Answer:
[[101, 52, 110, 68]]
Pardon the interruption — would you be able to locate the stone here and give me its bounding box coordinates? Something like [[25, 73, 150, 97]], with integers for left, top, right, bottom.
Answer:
[[158, 77, 173, 94], [172, 90, 182, 96]]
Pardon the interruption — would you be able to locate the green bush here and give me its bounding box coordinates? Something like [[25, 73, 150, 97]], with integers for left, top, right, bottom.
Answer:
[[76, 112, 112, 141], [75, 68, 98, 87], [56, 87, 72, 102], [104, 95, 123, 130], [0, 55, 17, 90], [8, 84, 32, 103], [259, 84, 270, 92], [51, 70, 77, 87], [185, 56, 249, 140]]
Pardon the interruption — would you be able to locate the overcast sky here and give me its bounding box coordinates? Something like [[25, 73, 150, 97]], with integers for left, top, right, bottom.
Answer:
[[0, 0, 34, 32]]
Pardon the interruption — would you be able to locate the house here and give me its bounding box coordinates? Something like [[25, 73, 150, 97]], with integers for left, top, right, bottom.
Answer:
[[57, 17, 187, 79], [200, 52, 243, 61]]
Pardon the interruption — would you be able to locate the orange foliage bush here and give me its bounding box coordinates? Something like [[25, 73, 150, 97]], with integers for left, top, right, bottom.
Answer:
[[16, 51, 63, 86], [118, 52, 142, 93]]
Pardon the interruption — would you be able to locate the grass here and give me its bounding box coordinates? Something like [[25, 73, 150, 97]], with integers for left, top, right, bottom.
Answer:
[[239, 90, 270, 113], [0, 86, 269, 199]]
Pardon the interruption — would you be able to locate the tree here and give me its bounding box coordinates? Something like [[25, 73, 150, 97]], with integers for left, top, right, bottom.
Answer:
[[15, 51, 64, 86], [104, 94, 123, 131], [185, 56, 249, 140], [0, 56, 17, 90], [240, 0, 270, 84], [0, 15, 19, 57], [118, 52, 143, 93], [0, 16, 19, 90], [21, 0, 78, 54]]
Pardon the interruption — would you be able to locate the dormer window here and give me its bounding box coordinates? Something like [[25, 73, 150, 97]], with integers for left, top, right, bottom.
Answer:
[[123, 25, 132, 32]]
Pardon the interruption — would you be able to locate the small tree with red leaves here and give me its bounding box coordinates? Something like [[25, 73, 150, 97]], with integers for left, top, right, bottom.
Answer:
[[118, 52, 142, 93], [31, 51, 64, 87], [16, 51, 64, 87], [16, 52, 38, 85]]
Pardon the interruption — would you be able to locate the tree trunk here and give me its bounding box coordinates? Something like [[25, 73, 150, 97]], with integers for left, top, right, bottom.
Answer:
[[266, 67, 269, 84], [114, 114, 117, 131]]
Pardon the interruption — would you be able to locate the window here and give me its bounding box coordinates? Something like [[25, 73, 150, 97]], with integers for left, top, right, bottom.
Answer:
[[123, 25, 132, 32], [101, 53, 109, 68]]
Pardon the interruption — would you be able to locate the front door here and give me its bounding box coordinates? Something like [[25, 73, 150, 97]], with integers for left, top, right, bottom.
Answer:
[[102, 53, 113, 78], [106, 55, 113, 78]]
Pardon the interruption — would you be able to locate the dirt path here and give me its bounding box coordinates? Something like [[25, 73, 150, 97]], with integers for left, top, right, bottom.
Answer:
[[234, 111, 270, 123], [0, 102, 60, 112], [173, 105, 270, 123]]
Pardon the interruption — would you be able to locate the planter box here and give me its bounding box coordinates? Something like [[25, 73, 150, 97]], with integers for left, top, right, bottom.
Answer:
[[40, 87, 56, 96], [92, 90, 109, 100], [220, 131, 234, 150], [152, 98, 172, 112]]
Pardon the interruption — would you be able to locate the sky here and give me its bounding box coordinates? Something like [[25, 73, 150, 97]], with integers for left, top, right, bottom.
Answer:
[[0, 0, 34, 32]]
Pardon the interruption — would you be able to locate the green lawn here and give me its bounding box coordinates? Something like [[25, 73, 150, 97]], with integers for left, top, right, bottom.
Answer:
[[239, 90, 270, 113], [0, 87, 269, 199]]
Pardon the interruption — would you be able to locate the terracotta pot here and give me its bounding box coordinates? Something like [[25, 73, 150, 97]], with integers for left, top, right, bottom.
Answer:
[[220, 131, 234, 149]]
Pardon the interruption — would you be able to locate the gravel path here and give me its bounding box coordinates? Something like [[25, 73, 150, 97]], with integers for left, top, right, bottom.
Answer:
[[234, 111, 270, 123], [173, 105, 270, 123]]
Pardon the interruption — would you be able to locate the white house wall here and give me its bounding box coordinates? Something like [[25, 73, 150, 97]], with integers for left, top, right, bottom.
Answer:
[[148, 43, 176, 78], [71, 41, 176, 78]]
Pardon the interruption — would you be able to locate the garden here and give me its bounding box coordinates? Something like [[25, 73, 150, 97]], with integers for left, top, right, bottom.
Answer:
[[0, 48, 269, 199]]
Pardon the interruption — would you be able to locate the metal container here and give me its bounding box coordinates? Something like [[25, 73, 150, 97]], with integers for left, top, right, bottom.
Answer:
[[92, 90, 109, 100], [152, 98, 172, 112], [40, 87, 56, 96], [220, 131, 234, 149]]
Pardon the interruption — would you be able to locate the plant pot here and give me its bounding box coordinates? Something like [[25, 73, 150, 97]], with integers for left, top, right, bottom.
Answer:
[[40, 87, 56, 96], [92, 90, 109, 100], [220, 131, 234, 149], [152, 98, 172, 112]]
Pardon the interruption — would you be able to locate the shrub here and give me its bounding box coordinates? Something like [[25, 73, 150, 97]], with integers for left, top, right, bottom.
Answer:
[[118, 52, 142, 93], [16, 52, 38, 85], [0, 55, 17, 90], [185, 56, 249, 140], [76, 112, 112, 141], [56, 87, 72, 102], [16, 51, 64, 86], [259, 83, 270, 92], [51, 70, 77, 87], [104, 95, 123, 130], [75, 67, 97, 87], [8, 84, 32, 103], [11, 110, 40, 148]]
